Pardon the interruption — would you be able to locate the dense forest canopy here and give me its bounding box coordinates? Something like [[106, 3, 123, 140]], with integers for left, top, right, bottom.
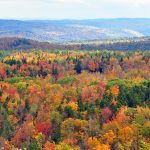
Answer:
[[0, 50, 150, 150]]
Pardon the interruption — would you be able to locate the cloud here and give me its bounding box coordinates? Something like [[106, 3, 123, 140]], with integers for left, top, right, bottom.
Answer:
[[57, 0, 85, 4], [0, 0, 149, 6], [0, 0, 85, 3], [115, 0, 150, 6], [0, 0, 149, 19], [0, 0, 150, 4]]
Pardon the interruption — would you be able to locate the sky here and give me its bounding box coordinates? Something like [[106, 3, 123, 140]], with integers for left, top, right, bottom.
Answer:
[[0, 0, 150, 19]]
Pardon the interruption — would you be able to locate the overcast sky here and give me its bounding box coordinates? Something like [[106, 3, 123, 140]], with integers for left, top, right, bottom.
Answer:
[[0, 0, 150, 19]]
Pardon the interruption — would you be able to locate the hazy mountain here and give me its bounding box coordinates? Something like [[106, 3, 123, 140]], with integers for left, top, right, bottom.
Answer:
[[0, 18, 150, 43]]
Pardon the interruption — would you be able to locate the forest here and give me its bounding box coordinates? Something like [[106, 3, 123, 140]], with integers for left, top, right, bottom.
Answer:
[[1, 37, 150, 51], [0, 50, 150, 150]]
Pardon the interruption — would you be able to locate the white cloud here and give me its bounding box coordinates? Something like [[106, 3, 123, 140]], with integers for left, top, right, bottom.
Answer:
[[0, 0, 149, 6], [0, 0, 85, 3], [0, 0, 150, 19], [57, 0, 85, 4], [112, 0, 150, 6], [0, 0, 149, 4]]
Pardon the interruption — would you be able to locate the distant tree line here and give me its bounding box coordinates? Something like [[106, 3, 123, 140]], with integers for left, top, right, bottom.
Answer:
[[1, 37, 150, 51]]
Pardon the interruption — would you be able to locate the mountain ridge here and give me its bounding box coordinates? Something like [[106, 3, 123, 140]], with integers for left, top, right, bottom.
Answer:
[[0, 37, 150, 51], [1, 18, 150, 42]]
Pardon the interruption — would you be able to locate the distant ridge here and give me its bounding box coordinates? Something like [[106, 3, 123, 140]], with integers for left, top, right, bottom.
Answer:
[[1, 18, 150, 42], [0, 37, 68, 50], [0, 37, 150, 51]]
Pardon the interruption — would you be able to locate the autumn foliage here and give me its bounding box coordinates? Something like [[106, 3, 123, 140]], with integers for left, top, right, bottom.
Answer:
[[0, 50, 150, 150]]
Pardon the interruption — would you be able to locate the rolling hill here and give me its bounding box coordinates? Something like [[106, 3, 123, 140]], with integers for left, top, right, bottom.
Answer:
[[1, 37, 150, 51], [1, 19, 150, 43]]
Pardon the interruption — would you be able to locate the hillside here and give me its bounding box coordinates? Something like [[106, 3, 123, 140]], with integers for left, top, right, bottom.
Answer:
[[1, 19, 150, 42], [0, 37, 71, 50], [1, 37, 150, 51], [0, 50, 150, 149]]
